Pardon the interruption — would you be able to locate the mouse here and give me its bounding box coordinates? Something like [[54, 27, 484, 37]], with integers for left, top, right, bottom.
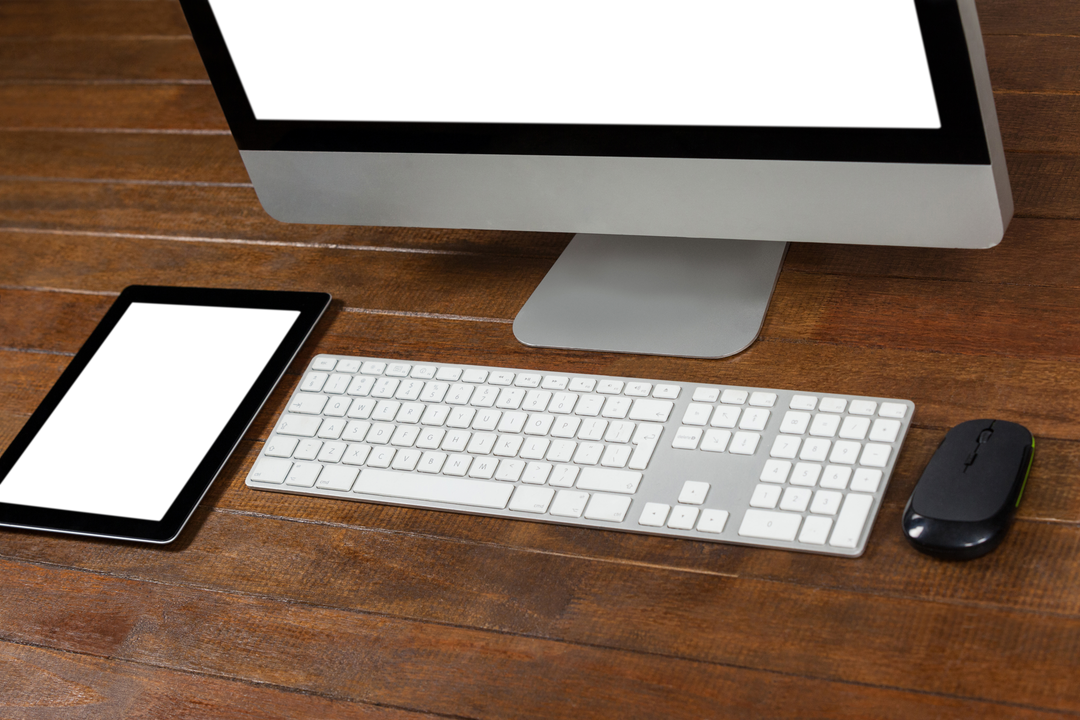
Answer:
[[903, 419, 1034, 560]]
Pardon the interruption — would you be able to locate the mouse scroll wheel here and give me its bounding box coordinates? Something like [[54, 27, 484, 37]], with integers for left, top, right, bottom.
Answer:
[[977, 429, 993, 444], [964, 451, 978, 467]]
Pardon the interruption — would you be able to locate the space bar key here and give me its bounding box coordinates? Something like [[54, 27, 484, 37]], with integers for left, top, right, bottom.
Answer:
[[353, 468, 513, 509]]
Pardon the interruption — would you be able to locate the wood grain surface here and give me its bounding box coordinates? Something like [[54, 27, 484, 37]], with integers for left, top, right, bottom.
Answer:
[[1, 1, 1077, 717]]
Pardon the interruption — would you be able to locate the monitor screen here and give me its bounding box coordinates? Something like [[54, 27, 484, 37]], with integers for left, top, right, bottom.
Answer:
[[189, 0, 988, 164], [180, 0, 1009, 357]]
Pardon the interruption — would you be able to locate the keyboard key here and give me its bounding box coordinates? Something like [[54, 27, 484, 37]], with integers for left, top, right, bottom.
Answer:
[[710, 406, 740, 428], [462, 369, 488, 383], [739, 509, 801, 541], [312, 357, 337, 371], [697, 509, 729, 534], [749, 392, 776, 407], [577, 467, 642, 494], [293, 439, 321, 461], [879, 402, 908, 419], [353, 468, 512, 509], [810, 490, 843, 515], [769, 435, 801, 459], [700, 429, 731, 453], [678, 481, 710, 505], [360, 362, 385, 375], [264, 436, 298, 458], [729, 432, 760, 455], [597, 380, 623, 394], [799, 438, 831, 462], [850, 468, 883, 493], [390, 448, 419, 469], [668, 506, 699, 530], [629, 399, 674, 422], [285, 462, 321, 487], [759, 459, 791, 483], [549, 465, 579, 487], [250, 457, 291, 484], [289, 394, 328, 414], [337, 359, 362, 373], [625, 382, 651, 397], [819, 465, 852, 490], [829, 493, 874, 548], [583, 493, 632, 522], [509, 486, 554, 513], [779, 487, 812, 512], [276, 414, 322, 437], [568, 378, 595, 392], [848, 400, 876, 415], [721, 389, 748, 405], [860, 443, 892, 468], [653, 384, 680, 399], [638, 502, 670, 527], [541, 376, 569, 390], [790, 395, 818, 411], [799, 516, 832, 545], [435, 366, 462, 381], [818, 398, 847, 413], [790, 462, 821, 487], [809, 413, 840, 437], [750, 484, 782, 508], [829, 440, 861, 464], [672, 427, 702, 449], [550, 490, 589, 517], [869, 419, 901, 443], [692, 387, 720, 402], [838, 416, 870, 440], [739, 408, 770, 431], [514, 373, 541, 388], [301, 372, 328, 392], [780, 411, 811, 434], [317, 466, 358, 492]]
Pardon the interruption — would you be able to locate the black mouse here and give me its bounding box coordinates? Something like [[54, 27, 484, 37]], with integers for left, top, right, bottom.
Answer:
[[903, 419, 1034, 560]]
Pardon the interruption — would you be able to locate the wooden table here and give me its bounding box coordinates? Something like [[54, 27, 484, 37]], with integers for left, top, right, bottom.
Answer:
[[2, 1, 1078, 717]]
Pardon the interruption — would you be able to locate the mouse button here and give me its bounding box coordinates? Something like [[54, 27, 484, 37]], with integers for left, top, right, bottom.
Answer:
[[910, 470, 1002, 522]]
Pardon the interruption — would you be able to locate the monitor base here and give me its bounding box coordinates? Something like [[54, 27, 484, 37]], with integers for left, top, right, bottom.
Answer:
[[513, 234, 787, 359]]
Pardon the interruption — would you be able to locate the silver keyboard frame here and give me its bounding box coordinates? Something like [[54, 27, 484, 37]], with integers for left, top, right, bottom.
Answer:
[[248, 356, 915, 557]]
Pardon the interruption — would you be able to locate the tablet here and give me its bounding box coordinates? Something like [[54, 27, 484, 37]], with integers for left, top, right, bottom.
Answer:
[[0, 286, 331, 543]]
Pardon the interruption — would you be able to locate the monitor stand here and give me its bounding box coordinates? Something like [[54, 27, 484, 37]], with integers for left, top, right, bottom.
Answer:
[[513, 234, 788, 358]]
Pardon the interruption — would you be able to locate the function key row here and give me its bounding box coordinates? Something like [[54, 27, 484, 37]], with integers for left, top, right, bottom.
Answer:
[[309, 357, 683, 398]]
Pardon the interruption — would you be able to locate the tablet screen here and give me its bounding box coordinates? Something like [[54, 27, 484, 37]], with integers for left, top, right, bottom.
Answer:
[[0, 287, 330, 539]]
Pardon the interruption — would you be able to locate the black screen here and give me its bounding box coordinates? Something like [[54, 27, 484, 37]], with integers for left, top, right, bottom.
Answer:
[[0, 304, 295, 518]]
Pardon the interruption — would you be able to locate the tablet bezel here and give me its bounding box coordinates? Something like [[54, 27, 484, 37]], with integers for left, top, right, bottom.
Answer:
[[0, 285, 331, 543]]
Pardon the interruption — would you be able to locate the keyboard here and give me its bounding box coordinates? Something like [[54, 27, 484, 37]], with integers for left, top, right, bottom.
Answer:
[[248, 355, 914, 557]]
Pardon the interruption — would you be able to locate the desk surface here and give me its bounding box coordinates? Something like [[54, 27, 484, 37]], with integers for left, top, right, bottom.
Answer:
[[2, 1, 1079, 717]]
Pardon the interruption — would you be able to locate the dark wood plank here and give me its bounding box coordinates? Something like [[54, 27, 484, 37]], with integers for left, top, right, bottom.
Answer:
[[0, 1, 191, 38], [784, 217, 1080, 285], [976, 0, 1080, 35], [985, 35, 1080, 92], [764, 271, 1080, 359], [996, 94, 1080, 155], [1009, 153, 1080, 218], [0, 38, 206, 81], [0, 84, 227, 130], [0, 643, 428, 720], [0, 130, 249, 183], [0, 562, 1059, 720]]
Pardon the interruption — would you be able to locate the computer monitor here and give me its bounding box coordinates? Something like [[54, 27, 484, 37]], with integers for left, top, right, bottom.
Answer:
[[179, 0, 1011, 358]]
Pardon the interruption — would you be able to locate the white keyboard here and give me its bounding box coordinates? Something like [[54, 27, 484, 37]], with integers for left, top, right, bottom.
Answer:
[[248, 356, 914, 556]]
